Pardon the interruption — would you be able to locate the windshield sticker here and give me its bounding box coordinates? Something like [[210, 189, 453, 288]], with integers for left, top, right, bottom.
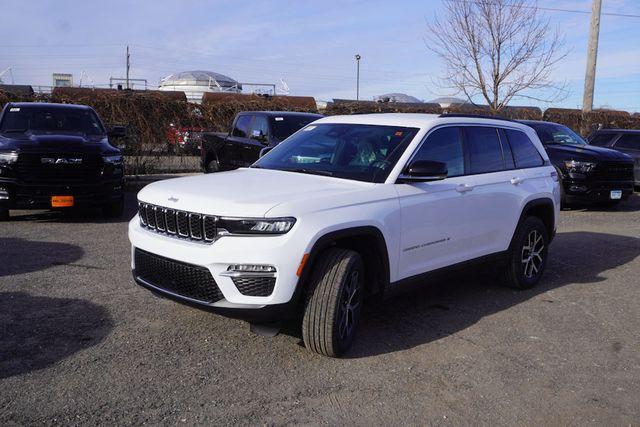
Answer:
[[9, 108, 20, 112], [303, 125, 317, 131], [274, 117, 284, 121], [395, 131, 403, 137]]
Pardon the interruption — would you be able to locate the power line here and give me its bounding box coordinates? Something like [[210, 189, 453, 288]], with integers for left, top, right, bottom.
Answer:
[[446, 0, 640, 19]]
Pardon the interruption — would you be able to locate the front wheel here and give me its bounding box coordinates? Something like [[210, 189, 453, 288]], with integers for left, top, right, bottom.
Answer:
[[501, 216, 549, 289], [302, 248, 364, 357], [206, 159, 220, 173]]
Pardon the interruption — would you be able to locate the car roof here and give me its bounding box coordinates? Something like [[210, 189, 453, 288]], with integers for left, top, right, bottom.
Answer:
[[314, 113, 534, 132], [238, 111, 323, 118], [7, 102, 93, 110]]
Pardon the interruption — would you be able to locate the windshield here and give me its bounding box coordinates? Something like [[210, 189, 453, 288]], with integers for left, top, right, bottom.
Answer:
[[0, 106, 105, 135], [271, 115, 320, 140], [529, 122, 586, 145], [253, 123, 419, 183]]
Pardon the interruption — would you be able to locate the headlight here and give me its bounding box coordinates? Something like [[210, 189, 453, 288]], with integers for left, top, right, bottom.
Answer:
[[217, 217, 296, 235], [0, 152, 18, 165], [103, 154, 123, 165], [564, 160, 596, 173]]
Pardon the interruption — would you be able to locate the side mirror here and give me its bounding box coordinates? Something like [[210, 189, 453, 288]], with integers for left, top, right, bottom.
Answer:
[[108, 125, 127, 138], [398, 160, 448, 182], [259, 146, 274, 158]]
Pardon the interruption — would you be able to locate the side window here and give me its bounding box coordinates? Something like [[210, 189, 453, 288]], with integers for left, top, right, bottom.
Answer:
[[411, 127, 464, 177], [505, 129, 544, 168], [498, 129, 516, 170], [589, 134, 615, 147], [250, 116, 270, 141], [232, 115, 252, 138], [464, 126, 505, 174], [614, 134, 640, 151]]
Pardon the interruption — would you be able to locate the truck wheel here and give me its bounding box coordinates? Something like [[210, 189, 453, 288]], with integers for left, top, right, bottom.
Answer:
[[0, 208, 9, 221], [206, 159, 220, 173], [103, 198, 124, 218], [501, 216, 549, 290], [302, 248, 364, 357]]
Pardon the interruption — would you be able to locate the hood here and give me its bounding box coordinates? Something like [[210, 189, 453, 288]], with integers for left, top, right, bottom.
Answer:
[[137, 168, 373, 217], [545, 143, 632, 161], [0, 131, 115, 154]]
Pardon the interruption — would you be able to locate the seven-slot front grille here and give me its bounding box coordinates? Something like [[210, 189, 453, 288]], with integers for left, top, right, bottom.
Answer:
[[134, 248, 223, 304], [232, 276, 276, 297], [138, 202, 217, 242]]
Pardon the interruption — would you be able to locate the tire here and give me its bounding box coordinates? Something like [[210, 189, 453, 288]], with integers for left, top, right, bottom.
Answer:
[[206, 159, 220, 173], [501, 216, 549, 290], [0, 208, 9, 221], [302, 248, 364, 357], [103, 198, 124, 218]]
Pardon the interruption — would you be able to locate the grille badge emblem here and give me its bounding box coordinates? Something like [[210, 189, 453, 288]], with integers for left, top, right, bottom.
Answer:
[[168, 196, 179, 203], [41, 157, 83, 165]]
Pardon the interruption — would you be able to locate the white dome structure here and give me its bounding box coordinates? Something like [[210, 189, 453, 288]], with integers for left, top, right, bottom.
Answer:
[[159, 70, 242, 103], [375, 93, 422, 103]]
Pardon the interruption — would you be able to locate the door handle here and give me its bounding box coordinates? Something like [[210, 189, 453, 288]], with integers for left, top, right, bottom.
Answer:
[[510, 177, 523, 185], [455, 183, 474, 193]]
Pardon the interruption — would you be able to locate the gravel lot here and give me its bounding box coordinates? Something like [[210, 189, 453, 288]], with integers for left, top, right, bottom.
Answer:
[[1, 192, 639, 425]]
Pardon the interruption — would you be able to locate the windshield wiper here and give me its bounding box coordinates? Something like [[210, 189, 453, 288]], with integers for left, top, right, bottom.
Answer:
[[2, 128, 27, 133], [282, 167, 333, 177]]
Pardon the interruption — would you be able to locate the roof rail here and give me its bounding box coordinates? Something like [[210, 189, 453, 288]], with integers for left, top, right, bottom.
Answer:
[[438, 113, 516, 122]]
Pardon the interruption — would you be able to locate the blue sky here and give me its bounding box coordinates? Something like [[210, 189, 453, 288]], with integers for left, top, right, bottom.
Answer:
[[1, 0, 639, 111]]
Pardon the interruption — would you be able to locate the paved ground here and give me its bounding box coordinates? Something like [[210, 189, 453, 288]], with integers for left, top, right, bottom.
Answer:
[[1, 193, 639, 425]]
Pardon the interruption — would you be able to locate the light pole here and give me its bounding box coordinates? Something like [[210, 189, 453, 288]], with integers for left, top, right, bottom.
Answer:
[[355, 54, 361, 101]]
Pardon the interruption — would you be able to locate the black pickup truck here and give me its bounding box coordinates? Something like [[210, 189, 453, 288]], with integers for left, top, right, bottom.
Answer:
[[0, 102, 126, 220], [201, 111, 322, 172], [518, 120, 635, 206]]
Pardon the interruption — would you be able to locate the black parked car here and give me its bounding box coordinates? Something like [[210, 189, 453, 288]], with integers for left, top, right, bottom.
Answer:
[[587, 129, 640, 189], [0, 102, 126, 220], [518, 120, 635, 206], [201, 111, 323, 172]]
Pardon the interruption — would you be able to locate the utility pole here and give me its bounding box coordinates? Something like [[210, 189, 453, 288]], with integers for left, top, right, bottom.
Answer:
[[582, 0, 602, 113], [126, 45, 130, 89], [355, 54, 361, 101]]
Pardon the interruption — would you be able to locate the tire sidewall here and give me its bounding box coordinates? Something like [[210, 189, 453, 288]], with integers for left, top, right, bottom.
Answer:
[[332, 255, 364, 355]]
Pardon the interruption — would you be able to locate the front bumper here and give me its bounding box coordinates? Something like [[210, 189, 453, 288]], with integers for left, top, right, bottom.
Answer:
[[128, 216, 309, 321], [0, 178, 124, 210], [563, 178, 634, 203]]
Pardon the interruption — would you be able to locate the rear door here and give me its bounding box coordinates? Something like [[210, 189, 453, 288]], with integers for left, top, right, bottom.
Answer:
[[226, 114, 254, 168], [459, 126, 528, 256]]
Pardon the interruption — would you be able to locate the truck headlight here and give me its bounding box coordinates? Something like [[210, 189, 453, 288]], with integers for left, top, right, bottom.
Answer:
[[103, 154, 123, 165], [218, 217, 296, 235], [564, 160, 595, 173], [0, 152, 18, 165]]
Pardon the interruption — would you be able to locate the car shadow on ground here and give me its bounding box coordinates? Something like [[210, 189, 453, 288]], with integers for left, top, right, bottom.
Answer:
[[0, 292, 113, 379], [5, 192, 138, 224], [324, 230, 639, 358], [0, 237, 84, 277]]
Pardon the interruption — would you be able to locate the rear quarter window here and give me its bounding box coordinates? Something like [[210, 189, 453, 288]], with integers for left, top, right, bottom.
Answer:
[[505, 129, 544, 168]]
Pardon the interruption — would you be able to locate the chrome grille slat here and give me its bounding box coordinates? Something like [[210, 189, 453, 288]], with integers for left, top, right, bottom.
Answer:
[[137, 202, 216, 244]]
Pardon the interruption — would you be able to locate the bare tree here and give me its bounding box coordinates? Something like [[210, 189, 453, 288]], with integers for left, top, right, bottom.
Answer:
[[426, 0, 568, 111]]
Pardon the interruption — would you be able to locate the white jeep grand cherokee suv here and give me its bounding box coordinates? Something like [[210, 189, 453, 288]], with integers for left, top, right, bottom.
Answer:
[[129, 113, 560, 357]]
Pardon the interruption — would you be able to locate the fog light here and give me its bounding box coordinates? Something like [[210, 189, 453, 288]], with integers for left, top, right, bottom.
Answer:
[[569, 185, 588, 192], [227, 264, 276, 273], [0, 186, 8, 200]]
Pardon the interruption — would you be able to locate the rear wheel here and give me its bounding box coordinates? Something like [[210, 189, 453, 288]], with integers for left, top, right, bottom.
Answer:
[[302, 248, 364, 357], [501, 216, 548, 289], [0, 207, 9, 221]]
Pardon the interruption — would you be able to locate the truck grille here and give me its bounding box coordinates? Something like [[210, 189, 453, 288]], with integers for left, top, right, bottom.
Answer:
[[134, 248, 223, 304], [17, 153, 101, 184], [138, 202, 217, 243], [594, 162, 635, 181], [232, 276, 276, 297]]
